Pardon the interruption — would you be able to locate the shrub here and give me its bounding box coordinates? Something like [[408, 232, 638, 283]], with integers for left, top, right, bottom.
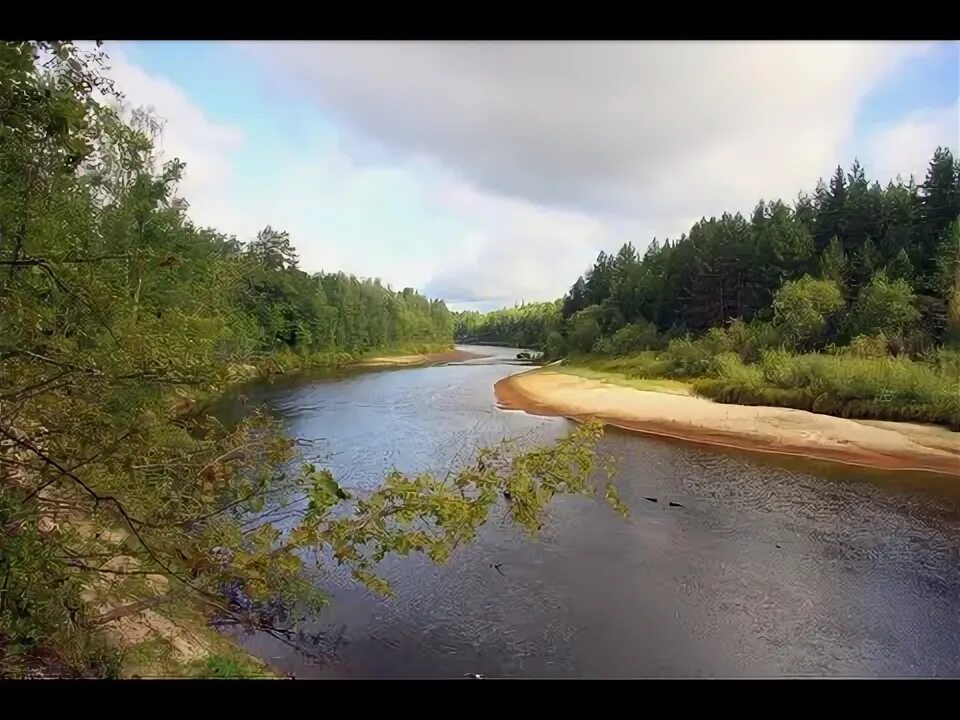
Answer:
[[592, 321, 659, 356], [844, 271, 920, 340], [772, 275, 844, 349], [663, 337, 715, 378], [544, 330, 568, 360], [713, 352, 764, 388], [839, 334, 890, 359], [712, 349, 960, 428]]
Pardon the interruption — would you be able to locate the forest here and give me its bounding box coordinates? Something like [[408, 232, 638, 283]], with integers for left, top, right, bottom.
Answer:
[[457, 149, 960, 427], [0, 42, 623, 677]]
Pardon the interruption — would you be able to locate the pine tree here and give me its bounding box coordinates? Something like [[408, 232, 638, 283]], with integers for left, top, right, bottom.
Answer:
[[852, 236, 880, 289], [562, 277, 588, 319], [813, 167, 848, 252], [879, 179, 919, 264], [819, 236, 848, 287], [794, 192, 816, 233], [886, 248, 915, 283], [917, 147, 960, 290]]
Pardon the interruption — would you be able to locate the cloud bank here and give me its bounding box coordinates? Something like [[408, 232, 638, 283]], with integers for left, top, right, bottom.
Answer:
[[102, 41, 956, 308]]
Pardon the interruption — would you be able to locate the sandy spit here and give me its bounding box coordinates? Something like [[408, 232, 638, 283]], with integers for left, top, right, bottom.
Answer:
[[357, 348, 486, 367], [495, 370, 960, 477]]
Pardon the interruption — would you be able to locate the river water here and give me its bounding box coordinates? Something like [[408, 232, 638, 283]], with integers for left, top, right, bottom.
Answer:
[[215, 345, 960, 678]]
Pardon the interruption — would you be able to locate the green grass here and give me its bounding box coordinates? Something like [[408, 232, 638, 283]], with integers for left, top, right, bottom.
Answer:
[[189, 651, 272, 680], [564, 351, 675, 379], [255, 342, 454, 375], [698, 351, 960, 428], [558, 365, 694, 395], [562, 346, 960, 429]]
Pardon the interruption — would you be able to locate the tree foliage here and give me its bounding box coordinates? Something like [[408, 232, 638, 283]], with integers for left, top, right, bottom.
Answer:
[[463, 149, 958, 360], [772, 275, 844, 350], [0, 42, 619, 677]]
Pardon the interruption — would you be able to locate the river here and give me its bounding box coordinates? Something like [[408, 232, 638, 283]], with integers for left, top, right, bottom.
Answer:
[[215, 345, 960, 678]]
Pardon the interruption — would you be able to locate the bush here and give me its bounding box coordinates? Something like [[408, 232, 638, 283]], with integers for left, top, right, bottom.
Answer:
[[663, 337, 715, 378], [928, 348, 960, 377], [591, 321, 659, 356], [693, 379, 816, 411], [772, 275, 844, 350], [544, 330, 568, 360], [707, 349, 960, 428], [713, 352, 764, 388], [569, 307, 603, 354], [838, 334, 890, 359], [844, 271, 920, 340]]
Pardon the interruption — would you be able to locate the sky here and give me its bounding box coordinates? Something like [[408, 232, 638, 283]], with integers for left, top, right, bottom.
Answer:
[[100, 41, 958, 312]]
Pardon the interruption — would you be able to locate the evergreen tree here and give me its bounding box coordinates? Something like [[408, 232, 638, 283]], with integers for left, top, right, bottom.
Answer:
[[851, 236, 881, 290], [819, 236, 848, 287], [814, 166, 848, 252], [886, 248, 915, 284], [917, 147, 960, 289]]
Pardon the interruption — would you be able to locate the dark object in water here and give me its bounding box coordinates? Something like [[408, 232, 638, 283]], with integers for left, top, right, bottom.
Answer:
[[464, 673, 485, 679], [644, 497, 658, 503], [776, 544, 782, 549], [503, 490, 512, 501], [517, 352, 532, 360], [668, 501, 684, 508]]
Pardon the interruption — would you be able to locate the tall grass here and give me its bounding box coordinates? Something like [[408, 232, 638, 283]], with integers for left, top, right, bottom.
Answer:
[[694, 351, 960, 428], [567, 332, 960, 428]]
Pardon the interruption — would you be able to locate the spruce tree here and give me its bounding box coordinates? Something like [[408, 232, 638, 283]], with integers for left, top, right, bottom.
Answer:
[[886, 248, 915, 284], [819, 236, 848, 288]]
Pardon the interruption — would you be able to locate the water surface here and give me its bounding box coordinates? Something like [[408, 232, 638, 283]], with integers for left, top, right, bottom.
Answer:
[[216, 345, 960, 678]]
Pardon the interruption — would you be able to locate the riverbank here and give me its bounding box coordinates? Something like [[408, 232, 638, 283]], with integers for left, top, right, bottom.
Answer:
[[140, 343, 482, 678], [495, 369, 960, 477], [356, 347, 485, 367]]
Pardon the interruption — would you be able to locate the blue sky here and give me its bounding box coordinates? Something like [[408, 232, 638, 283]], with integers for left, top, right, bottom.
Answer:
[[105, 41, 959, 311]]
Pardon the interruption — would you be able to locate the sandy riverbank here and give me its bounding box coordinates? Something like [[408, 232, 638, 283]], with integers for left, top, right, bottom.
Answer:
[[495, 370, 960, 477], [357, 347, 486, 368]]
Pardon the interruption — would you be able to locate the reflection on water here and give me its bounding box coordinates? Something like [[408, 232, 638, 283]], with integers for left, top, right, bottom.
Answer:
[[215, 345, 960, 678]]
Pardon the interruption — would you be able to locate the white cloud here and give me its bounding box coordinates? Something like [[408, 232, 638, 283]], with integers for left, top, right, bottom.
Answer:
[[98, 44, 350, 272], [255, 41, 931, 218], [95, 41, 952, 308], [423, 182, 608, 305], [245, 41, 946, 303], [99, 45, 245, 224], [863, 101, 959, 184]]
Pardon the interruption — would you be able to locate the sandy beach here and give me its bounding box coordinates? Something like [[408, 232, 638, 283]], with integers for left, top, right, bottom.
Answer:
[[495, 369, 960, 477], [357, 347, 486, 368]]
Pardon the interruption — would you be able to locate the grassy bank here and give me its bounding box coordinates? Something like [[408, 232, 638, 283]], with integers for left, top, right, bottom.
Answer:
[[562, 347, 960, 430], [252, 341, 455, 375], [557, 365, 694, 396]]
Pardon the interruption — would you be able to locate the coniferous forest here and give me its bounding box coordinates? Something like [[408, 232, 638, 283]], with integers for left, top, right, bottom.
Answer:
[[456, 150, 960, 427]]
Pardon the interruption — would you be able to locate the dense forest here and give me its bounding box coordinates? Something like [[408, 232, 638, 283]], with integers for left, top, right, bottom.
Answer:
[[457, 151, 960, 426], [0, 42, 618, 677], [455, 300, 562, 349]]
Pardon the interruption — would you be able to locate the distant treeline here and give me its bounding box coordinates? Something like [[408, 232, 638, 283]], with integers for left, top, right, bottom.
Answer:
[[455, 301, 561, 350], [235, 228, 453, 359], [456, 150, 960, 360]]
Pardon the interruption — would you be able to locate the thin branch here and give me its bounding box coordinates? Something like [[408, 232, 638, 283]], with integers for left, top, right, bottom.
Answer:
[[0, 423, 154, 528], [0, 253, 132, 265], [65, 560, 166, 577], [69, 429, 134, 472], [15, 350, 205, 386], [25, 258, 122, 349], [0, 369, 76, 401], [93, 595, 171, 626]]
